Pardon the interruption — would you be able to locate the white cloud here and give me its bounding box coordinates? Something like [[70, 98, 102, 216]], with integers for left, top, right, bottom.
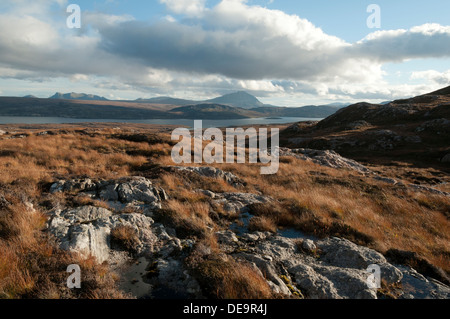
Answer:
[[355, 23, 450, 62], [160, 0, 206, 17], [411, 69, 450, 85], [0, 0, 449, 103]]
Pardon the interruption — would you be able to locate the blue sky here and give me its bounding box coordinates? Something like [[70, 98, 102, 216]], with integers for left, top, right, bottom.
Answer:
[[0, 0, 449, 106]]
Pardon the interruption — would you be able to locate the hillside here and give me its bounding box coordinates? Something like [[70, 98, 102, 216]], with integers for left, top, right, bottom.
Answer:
[[171, 104, 261, 119], [281, 85, 450, 181], [0, 95, 344, 120], [0, 97, 172, 119], [0, 123, 448, 300], [135, 96, 198, 106], [253, 104, 343, 118]]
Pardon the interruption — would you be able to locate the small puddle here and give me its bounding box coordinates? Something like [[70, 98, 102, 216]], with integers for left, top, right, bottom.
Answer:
[[229, 211, 253, 236], [119, 257, 192, 299], [277, 227, 317, 240], [119, 257, 152, 299]]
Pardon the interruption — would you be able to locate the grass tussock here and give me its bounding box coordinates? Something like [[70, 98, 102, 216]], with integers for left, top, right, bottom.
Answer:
[[217, 158, 449, 272], [0, 128, 169, 299], [187, 244, 273, 299], [1, 126, 449, 298], [0, 190, 127, 299], [155, 199, 213, 239], [110, 225, 140, 253]]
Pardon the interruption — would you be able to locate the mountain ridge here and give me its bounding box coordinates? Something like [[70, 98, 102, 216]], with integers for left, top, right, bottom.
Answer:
[[280, 85, 450, 170], [50, 92, 109, 101]]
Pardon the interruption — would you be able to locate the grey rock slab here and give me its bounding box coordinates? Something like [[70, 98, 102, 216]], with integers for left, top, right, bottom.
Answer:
[[48, 205, 157, 263], [117, 177, 159, 203], [317, 237, 403, 284]]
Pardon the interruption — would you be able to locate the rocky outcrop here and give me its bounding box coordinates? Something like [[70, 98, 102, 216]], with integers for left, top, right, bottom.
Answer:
[[279, 148, 372, 174], [415, 118, 450, 135], [48, 206, 156, 263], [230, 234, 449, 299], [346, 120, 371, 130], [50, 177, 168, 210], [173, 166, 244, 187], [46, 175, 449, 300], [47, 177, 171, 262], [213, 192, 272, 215], [407, 184, 450, 197]]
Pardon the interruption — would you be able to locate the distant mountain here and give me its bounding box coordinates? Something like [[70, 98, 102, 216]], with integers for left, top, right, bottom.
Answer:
[[135, 97, 198, 106], [23, 95, 38, 98], [50, 92, 109, 101], [135, 92, 347, 115], [206, 91, 265, 109], [280, 85, 450, 169], [136, 91, 265, 109], [324, 102, 350, 108], [0, 90, 349, 120], [252, 104, 346, 118], [171, 104, 260, 119]]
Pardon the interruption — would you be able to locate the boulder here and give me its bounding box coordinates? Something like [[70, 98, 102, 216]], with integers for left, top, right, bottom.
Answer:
[[117, 177, 159, 203], [48, 205, 157, 263], [301, 239, 317, 253], [174, 166, 244, 187], [236, 252, 292, 296], [50, 177, 168, 205], [279, 148, 372, 174], [291, 264, 341, 299], [212, 192, 272, 216], [50, 179, 96, 194], [215, 230, 239, 245], [317, 237, 403, 284]]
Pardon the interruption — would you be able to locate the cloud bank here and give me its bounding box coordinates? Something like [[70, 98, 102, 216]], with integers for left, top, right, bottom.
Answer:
[[0, 0, 449, 103]]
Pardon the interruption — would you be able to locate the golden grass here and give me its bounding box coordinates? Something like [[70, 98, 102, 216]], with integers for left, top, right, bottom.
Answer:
[[110, 225, 140, 253], [248, 216, 277, 233], [0, 133, 149, 184], [0, 129, 162, 299], [214, 158, 450, 272], [1, 127, 448, 298], [187, 253, 273, 299], [0, 196, 127, 299]]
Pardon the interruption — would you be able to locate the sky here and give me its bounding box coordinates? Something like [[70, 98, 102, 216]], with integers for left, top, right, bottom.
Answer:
[[0, 0, 449, 106]]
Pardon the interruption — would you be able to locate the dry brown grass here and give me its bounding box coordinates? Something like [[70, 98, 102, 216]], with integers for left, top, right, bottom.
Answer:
[[1, 126, 448, 298], [187, 252, 273, 299], [0, 133, 150, 184], [153, 132, 450, 273], [0, 192, 127, 299], [215, 158, 450, 272], [157, 199, 214, 239], [110, 225, 140, 253], [248, 216, 277, 233], [0, 128, 167, 299]]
